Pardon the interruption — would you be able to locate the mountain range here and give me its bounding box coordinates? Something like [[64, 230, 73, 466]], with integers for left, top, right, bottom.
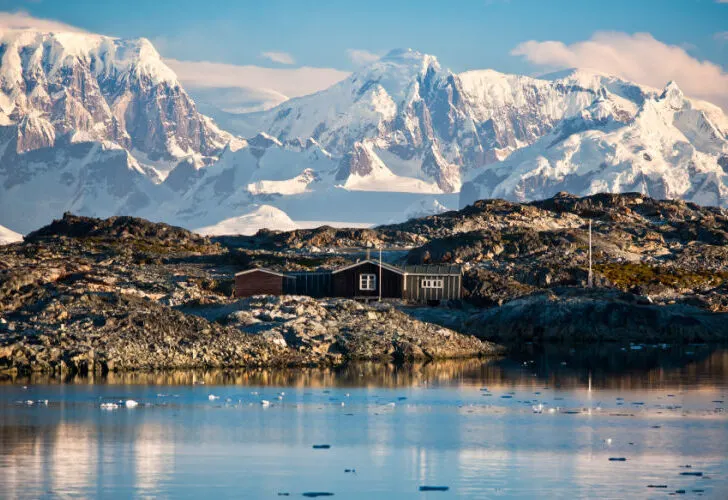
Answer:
[[0, 29, 726, 236]]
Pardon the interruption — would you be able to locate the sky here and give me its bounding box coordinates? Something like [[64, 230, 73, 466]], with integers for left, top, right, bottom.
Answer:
[[0, 0, 726, 109]]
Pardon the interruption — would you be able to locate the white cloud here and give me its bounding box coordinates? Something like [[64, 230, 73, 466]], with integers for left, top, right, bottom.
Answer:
[[261, 51, 295, 65], [512, 31, 728, 111], [715, 31, 728, 42], [0, 11, 86, 32], [346, 49, 381, 67], [165, 59, 349, 99]]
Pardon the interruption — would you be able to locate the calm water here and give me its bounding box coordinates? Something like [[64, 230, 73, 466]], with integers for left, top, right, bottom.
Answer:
[[1, 346, 727, 499]]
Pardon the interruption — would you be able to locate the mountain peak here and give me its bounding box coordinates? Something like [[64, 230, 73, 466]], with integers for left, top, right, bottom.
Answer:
[[0, 30, 178, 86], [660, 81, 685, 110], [377, 47, 440, 71], [661, 80, 683, 96]]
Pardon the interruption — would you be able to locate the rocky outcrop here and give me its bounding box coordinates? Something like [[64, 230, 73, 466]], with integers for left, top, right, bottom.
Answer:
[[25, 212, 212, 248], [0, 213, 499, 375], [464, 288, 728, 344], [0, 291, 497, 375], [218, 295, 498, 363]]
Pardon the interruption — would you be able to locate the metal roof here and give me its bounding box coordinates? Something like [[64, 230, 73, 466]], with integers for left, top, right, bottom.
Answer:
[[402, 264, 462, 276], [285, 271, 333, 276], [234, 268, 292, 278], [331, 259, 405, 275]]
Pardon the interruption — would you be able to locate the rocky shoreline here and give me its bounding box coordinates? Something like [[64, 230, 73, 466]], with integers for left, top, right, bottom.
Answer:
[[4, 192, 728, 375]]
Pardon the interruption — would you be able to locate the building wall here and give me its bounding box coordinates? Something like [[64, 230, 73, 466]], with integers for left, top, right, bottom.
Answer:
[[333, 262, 403, 299], [285, 272, 333, 297], [403, 274, 462, 303], [235, 270, 284, 298]]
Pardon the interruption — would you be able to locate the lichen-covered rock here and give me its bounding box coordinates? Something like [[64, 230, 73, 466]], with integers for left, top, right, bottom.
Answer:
[[221, 296, 499, 364]]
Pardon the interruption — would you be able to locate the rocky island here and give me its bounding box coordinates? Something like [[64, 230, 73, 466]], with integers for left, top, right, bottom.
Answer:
[[2, 192, 728, 376]]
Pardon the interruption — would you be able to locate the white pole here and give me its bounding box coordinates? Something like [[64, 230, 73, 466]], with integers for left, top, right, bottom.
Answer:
[[588, 220, 593, 288], [379, 246, 382, 302]]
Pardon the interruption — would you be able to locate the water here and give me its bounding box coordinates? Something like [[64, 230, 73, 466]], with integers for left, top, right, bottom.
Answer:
[[1, 346, 727, 498]]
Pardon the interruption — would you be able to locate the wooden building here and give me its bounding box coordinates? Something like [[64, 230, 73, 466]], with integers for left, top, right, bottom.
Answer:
[[234, 260, 463, 304], [234, 268, 294, 298], [332, 259, 404, 300], [402, 264, 463, 304]]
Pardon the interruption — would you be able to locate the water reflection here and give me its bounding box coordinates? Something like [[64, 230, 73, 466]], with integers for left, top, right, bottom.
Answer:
[[2, 346, 726, 390], [0, 347, 726, 498]]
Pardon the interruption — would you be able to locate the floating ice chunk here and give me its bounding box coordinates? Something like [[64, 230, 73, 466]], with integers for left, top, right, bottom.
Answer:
[[125, 400, 139, 408]]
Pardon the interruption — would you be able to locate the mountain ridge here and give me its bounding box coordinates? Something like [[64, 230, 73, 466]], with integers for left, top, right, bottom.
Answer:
[[0, 31, 726, 235]]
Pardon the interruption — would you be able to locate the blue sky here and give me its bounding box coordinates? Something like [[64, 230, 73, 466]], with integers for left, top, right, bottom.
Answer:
[[1, 0, 725, 72], [0, 0, 727, 108]]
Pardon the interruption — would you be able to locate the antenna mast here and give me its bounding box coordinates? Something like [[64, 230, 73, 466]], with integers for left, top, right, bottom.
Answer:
[[588, 220, 593, 288]]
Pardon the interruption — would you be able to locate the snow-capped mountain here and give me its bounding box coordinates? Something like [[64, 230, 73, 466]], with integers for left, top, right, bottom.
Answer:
[[460, 80, 728, 208], [244, 49, 670, 195], [1, 31, 727, 235], [0, 30, 238, 170], [0, 29, 243, 233]]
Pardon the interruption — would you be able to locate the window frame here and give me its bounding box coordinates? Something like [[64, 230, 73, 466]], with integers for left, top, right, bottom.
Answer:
[[420, 276, 444, 289], [359, 273, 377, 291]]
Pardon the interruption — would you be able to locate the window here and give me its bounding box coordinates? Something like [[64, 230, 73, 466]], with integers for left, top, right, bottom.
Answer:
[[359, 273, 377, 291], [421, 277, 444, 289]]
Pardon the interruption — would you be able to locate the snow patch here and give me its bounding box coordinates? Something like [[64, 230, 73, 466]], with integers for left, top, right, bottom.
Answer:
[[0, 224, 23, 245], [194, 205, 299, 236]]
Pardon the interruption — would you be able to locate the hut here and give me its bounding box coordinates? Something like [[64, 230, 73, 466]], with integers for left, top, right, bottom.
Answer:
[[234, 268, 294, 298], [402, 264, 462, 304], [331, 259, 404, 300]]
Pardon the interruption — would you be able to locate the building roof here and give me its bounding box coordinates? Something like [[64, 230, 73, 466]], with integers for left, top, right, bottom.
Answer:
[[331, 259, 405, 275], [402, 264, 462, 276], [234, 268, 291, 278]]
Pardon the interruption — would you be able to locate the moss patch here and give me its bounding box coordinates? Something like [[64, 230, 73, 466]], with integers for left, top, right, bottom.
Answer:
[[595, 263, 728, 290]]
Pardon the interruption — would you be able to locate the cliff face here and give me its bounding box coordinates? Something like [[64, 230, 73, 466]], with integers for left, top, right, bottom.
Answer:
[[0, 31, 233, 160]]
